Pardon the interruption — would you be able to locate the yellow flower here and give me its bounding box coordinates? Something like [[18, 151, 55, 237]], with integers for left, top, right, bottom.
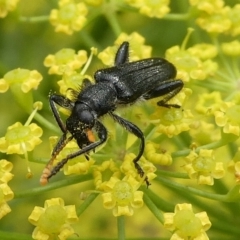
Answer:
[[228, 148, 240, 183], [214, 102, 240, 136], [166, 45, 218, 82], [0, 0, 19, 18], [221, 40, 240, 56], [145, 141, 172, 165], [0, 122, 43, 154], [49, 0, 88, 35], [196, 7, 231, 33], [28, 198, 78, 240], [0, 68, 42, 93], [0, 160, 13, 183], [164, 203, 211, 240], [98, 32, 152, 66], [101, 176, 143, 216], [125, 0, 170, 18], [0, 183, 14, 219], [189, 0, 224, 14], [189, 121, 220, 146], [195, 91, 223, 114], [120, 153, 157, 185], [57, 71, 92, 95], [228, 4, 240, 36], [187, 43, 218, 60], [93, 160, 121, 191], [150, 88, 194, 138], [184, 149, 225, 185], [44, 48, 88, 75]]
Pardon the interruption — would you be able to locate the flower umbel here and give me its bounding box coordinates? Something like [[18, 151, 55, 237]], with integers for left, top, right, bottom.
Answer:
[[164, 203, 211, 240], [0, 122, 42, 155], [101, 176, 143, 216], [0, 183, 14, 219], [0, 68, 42, 93], [44, 48, 88, 75], [184, 149, 225, 185], [214, 102, 240, 136], [28, 198, 78, 240], [49, 0, 88, 35], [0, 0, 19, 18], [0, 160, 14, 183], [124, 0, 170, 18]]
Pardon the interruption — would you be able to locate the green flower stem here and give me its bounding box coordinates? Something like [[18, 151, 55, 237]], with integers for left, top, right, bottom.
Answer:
[[19, 16, 49, 23], [117, 216, 125, 240], [103, 2, 121, 37], [142, 187, 174, 212], [156, 169, 189, 179], [164, 13, 190, 21], [142, 191, 164, 224], [14, 174, 92, 198], [195, 79, 235, 93], [76, 192, 99, 216], [155, 176, 239, 202], [211, 36, 236, 81], [33, 112, 60, 134]]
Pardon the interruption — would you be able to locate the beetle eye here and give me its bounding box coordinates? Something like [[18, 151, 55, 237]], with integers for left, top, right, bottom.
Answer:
[[78, 110, 94, 126]]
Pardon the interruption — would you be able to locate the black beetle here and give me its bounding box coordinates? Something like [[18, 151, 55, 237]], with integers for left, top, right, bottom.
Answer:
[[40, 41, 183, 186]]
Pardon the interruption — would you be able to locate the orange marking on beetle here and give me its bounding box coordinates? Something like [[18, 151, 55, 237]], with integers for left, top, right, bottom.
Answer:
[[86, 129, 95, 142]]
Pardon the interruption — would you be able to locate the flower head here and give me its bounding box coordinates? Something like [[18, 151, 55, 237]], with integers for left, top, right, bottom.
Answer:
[[0, 0, 19, 18], [0, 68, 42, 93], [166, 44, 218, 82], [28, 198, 78, 240], [0, 183, 14, 219], [124, 0, 170, 18], [0, 122, 43, 155], [227, 4, 240, 36], [120, 153, 157, 185], [214, 102, 240, 136], [190, 0, 231, 34], [93, 159, 121, 191], [44, 48, 88, 75], [150, 88, 194, 138], [184, 149, 225, 185], [164, 203, 211, 240], [101, 176, 144, 216], [0, 160, 13, 183], [49, 0, 88, 35], [221, 40, 240, 56], [145, 141, 172, 165]]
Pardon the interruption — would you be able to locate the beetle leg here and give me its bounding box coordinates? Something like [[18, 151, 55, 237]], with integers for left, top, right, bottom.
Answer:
[[49, 94, 74, 133], [114, 41, 129, 66], [144, 79, 184, 108], [40, 133, 73, 185], [43, 121, 108, 184], [109, 112, 150, 187]]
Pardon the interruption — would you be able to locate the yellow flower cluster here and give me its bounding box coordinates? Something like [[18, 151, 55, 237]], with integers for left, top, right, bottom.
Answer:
[[0, 160, 14, 219], [164, 203, 211, 240], [49, 0, 88, 35], [124, 0, 170, 18], [28, 198, 78, 240]]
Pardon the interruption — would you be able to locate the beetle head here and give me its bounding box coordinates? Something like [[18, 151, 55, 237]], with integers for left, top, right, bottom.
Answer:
[[66, 103, 95, 148]]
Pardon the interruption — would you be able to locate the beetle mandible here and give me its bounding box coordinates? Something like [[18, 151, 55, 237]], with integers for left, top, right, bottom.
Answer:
[[40, 41, 184, 186]]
